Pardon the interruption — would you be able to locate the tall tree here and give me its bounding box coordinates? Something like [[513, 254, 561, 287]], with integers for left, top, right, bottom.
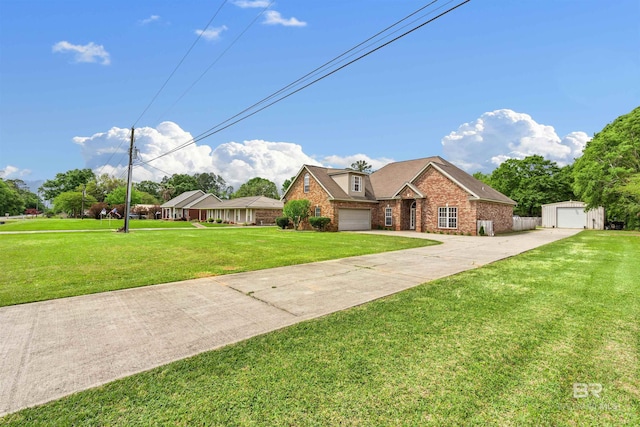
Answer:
[[53, 191, 97, 217], [194, 172, 233, 199], [0, 179, 25, 215], [105, 186, 142, 206], [573, 106, 640, 228], [281, 176, 296, 195], [160, 174, 198, 196], [348, 160, 373, 174], [489, 155, 575, 216], [136, 180, 161, 200], [82, 174, 126, 202], [5, 179, 41, 210], [232, 177, 279, 199], [39, 168, 95, 202]]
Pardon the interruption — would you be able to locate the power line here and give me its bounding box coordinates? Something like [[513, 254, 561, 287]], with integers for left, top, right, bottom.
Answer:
[[143, 0, 471, 164], [155, 0, 275, 124], [132, 0, 230, 128]]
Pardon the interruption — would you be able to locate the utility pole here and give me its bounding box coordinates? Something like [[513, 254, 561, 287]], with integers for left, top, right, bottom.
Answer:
[[123, 127, 135, 233]]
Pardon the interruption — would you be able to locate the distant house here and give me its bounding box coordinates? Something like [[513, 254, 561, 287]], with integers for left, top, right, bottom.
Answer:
[[160, 190, 207, 220], [161, 192, 283, 224], [541, 201, 605, 229], [282, 156, 516, 235]]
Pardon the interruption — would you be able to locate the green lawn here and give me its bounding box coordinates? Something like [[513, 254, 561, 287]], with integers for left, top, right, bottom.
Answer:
[[0, 218, 197, 231], [1, 231, 637, 426], [0, 228, 436, 307]]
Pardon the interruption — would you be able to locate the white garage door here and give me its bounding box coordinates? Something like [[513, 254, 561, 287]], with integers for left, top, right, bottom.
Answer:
[[557, 207, 586, 228], [338, 209, 371, 231]]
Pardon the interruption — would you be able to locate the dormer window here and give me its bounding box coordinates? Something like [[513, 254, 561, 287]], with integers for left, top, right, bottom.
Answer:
[[304, 173, 310, 193], [352, 175, 362, 192]]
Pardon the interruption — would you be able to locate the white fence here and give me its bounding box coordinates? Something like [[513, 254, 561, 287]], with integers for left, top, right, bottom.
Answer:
[[513, 216, 541, 231], [477, 220, 494, 236]]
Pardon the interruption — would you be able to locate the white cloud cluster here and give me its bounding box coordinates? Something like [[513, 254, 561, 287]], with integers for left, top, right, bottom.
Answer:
[[322, 154, 394, 172], [232, 0, 270, 8], [0, 165, 31, 179], [195, 25, 228, 41], [232, 1, 306, 27], [211, 140, 320, 189], [73, 122, 319, 190], [441, 109, 590, 172], [263, 10, 307, 27], [52, 41, 111, 65], [139, 15, 160, 25]]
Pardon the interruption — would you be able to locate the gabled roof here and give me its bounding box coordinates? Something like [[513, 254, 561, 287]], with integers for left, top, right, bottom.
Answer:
[[298, 165, 377, 202], [392, 182, 425, 199], [160, 190, 206, 208], [370, 156, 516, 205], [218, 196, 283, 209], [184, 193, 222, 209]]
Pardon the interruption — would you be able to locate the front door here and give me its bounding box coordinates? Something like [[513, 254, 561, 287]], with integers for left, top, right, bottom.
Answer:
[[410, 201, 416, 230]]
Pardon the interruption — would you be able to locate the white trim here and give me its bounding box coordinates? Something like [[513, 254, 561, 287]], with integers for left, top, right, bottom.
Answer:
[[438, 206, 458, 229], [385, 207, 393, 227]]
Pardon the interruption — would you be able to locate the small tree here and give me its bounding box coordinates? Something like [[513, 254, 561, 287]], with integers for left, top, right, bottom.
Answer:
[[283, 199, 310, 230]]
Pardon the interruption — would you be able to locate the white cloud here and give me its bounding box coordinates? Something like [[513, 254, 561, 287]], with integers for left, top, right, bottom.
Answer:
[[73, 122, 320, 191], [195, 25, 228, 41], [322, 154, 394, 172], [441, 109, 590, 172], [52, 41, 111, 65], [233, 0, 270, 8], [0, 165, 31, 179], [263, 10, 306, 27], [139, 15, 160, 25]]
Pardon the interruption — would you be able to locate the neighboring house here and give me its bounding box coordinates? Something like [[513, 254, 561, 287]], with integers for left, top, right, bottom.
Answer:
[[161, 192, 283, 224], [211, 196, 284, 225], [184, 193, 223, 221], [160, 190, 206, 220], [541, 201, 605, 229], [282, 156, 517, 235]]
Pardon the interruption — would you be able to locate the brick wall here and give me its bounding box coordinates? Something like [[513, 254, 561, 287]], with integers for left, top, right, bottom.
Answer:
[[474, 201, 514, 234], [254, 209, 283, 225]]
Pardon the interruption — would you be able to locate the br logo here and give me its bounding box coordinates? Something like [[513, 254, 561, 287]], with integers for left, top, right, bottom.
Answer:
[[573, 383, 602, 398]]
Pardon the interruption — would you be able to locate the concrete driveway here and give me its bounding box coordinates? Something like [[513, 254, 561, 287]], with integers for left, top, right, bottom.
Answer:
[[0, 228, 580, 416]]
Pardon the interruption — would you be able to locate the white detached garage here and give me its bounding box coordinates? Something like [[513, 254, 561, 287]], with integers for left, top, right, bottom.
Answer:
[[541, 201, 605, 229]]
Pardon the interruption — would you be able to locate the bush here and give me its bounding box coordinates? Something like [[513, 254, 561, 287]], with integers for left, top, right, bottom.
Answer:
[[479, 225, 486, 236], [216, 218, 222, 223], [309, 216, 331, 231], [276, 216, 290, 229]]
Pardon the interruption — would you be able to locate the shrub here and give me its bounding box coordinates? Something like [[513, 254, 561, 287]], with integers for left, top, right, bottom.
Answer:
[[216, 218, 222, 223], [479, 225, 486, 236], [309, 216, 331, 231], [276, 216, 290, 230]]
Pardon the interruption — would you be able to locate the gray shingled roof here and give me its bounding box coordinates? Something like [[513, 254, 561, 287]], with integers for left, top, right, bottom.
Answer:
[[160, 190, 205, 208], [305, 165, 377, 202], [218, 196, 283, 209], [370, 156, 516, 205]]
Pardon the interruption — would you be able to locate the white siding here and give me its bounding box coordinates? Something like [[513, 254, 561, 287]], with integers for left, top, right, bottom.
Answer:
[[541, 201, 605, 230]]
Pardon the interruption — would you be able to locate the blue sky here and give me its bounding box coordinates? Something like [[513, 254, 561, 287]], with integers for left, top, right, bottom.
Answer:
[[1, 0, 638, 191]]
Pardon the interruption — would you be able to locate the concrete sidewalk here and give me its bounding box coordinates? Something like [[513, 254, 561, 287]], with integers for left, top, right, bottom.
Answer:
[[0, 228, 579, 416]]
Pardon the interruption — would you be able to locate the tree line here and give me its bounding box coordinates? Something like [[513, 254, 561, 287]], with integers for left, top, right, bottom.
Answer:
[[0, 170, 284, 218]]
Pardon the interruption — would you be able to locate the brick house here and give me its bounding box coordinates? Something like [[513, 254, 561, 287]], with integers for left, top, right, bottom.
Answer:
[[161, 191, 283, 224], [282, 156, 516, 235]]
